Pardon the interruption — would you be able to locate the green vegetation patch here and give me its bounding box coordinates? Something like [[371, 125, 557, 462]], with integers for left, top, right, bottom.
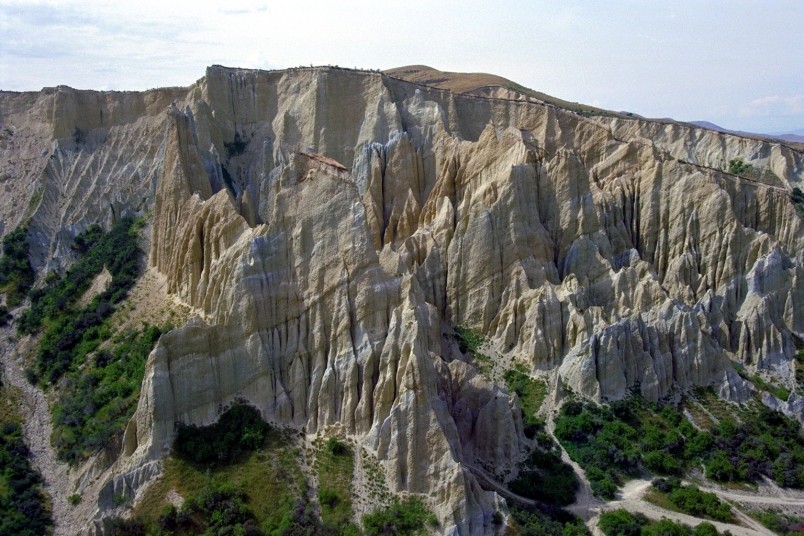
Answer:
[[362, 496, 437, 536], [503, 364, 547, 438], [792, 187, 804, 217], [135, 418, 317, 535], [0, 375, 52, 536], [650, 478, 733, 523], [174, 404, 272, 466], [733, 363, 790, 401], [455, 325, 485, 354], [556, 396, 804, 499], [599, 509, 723, 536], [728, 158, 752, 176], [0, 226, 35, 308], [21, 217, 143, 384], [749, 507, 804, 536], [315, 436, 358, 533], [52, 324, 166, 463], [554, 399, 643, 499], [509, 433, 579, 506], [509, 505, 589, 536]]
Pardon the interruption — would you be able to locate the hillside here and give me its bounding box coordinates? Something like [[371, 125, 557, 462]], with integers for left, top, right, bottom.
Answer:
[[385, 64, 628, 117], [0, 64, 803, 535]]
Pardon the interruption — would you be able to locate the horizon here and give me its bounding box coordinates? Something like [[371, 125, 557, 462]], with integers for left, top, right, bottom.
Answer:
[[1, 0, 802, 135]]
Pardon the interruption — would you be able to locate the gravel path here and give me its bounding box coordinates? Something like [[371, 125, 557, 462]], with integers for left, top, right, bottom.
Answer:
[[604, 478, 773, 536], [0, 315, 83, 535]]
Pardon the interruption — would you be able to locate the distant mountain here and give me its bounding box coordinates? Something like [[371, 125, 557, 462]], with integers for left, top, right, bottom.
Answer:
[[690, 121, 804, 144], [771, 129, 804, 144]]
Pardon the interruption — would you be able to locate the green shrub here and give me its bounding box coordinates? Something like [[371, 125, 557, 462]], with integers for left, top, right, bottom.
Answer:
[[554, 399, 642, 498], [51, 324, 166, 463], [510, 448, 578, 505], [68, 493, 81, 505], [641, 518, 691, 536], [693, 523, 720, 536], [23, 217, 144, 384], [752, 507, 804, 535], [598, 509, 644, 536], [728, 158, 751, 175], [510, 505, 590, 535], [598, 509, 722, 536], [455, 325, 485, 353], [557, 396, 804, 494], [315, 435, 355, 531], [326, 436, 349, 457], [0, 226, 34, 307], [504, 365, 547, 438], [318, 487, 339, 508], [120, 479, 262, 535], [173, 403, 271, 465], [363, 497, 434, 536], [181, 481, 260, 535], [0, 422, 52, 535], [101, 517, 147, 536], [651, 480, 733, 522]]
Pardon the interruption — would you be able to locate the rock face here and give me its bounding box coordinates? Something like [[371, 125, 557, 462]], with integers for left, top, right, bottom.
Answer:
[[2, 65, 803, 534]]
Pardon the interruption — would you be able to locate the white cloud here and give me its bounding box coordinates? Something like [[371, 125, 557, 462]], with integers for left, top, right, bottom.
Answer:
[[1, 0, 802, 133], [739, 95, 804, 118]]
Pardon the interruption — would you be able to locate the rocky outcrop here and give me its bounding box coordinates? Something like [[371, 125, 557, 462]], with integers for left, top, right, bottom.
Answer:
[[2, 65, 803, 534]]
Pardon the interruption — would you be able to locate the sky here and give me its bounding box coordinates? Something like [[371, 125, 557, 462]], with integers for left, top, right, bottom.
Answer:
[[1, 0, 802, 134]]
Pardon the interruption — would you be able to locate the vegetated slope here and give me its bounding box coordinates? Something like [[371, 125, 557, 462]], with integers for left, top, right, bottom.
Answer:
[[0, 64, 802, 535], [0, 369, 52, 536]]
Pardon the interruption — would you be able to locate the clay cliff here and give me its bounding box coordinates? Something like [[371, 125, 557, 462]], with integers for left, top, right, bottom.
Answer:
[[1, 65, 802, 534]]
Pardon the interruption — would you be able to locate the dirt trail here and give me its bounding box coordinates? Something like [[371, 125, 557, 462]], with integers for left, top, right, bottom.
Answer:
[[539, 372, 784, 534], [604, 478, 773, 536], [543, 369, 603, 520], [696, 484, 804, 507], [0, 314, 84, 535]]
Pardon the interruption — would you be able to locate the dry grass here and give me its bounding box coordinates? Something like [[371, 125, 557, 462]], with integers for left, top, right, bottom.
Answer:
[[385, 65, 623, 117]]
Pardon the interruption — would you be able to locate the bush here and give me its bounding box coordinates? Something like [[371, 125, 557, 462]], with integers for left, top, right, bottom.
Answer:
[[557, 396, 804, 494], [753, 508, 804, 535], [23, 217, 144, 384], [455, 325, 485, 353], [693, 523, 719, 536], [598, 509, 723, 536], [555, 399, 641, 498], [728, 158, 751, 175], [667, 485, 733, 522], [0, 226, 34, 307], [510, 506, 590, 535], [101, 517, 147, 536], [363, 497, 434, 536], [598, 509, 643, 536], [173, 403, 271, 465], [318, 488, 339, 508], [181, 481, 260, 535], [51, 324, 165, 463], [503, 365, 548, 437], [0, 422, 52, 535], [510, 448, 578, 505], [326, 436, 349, 456]]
